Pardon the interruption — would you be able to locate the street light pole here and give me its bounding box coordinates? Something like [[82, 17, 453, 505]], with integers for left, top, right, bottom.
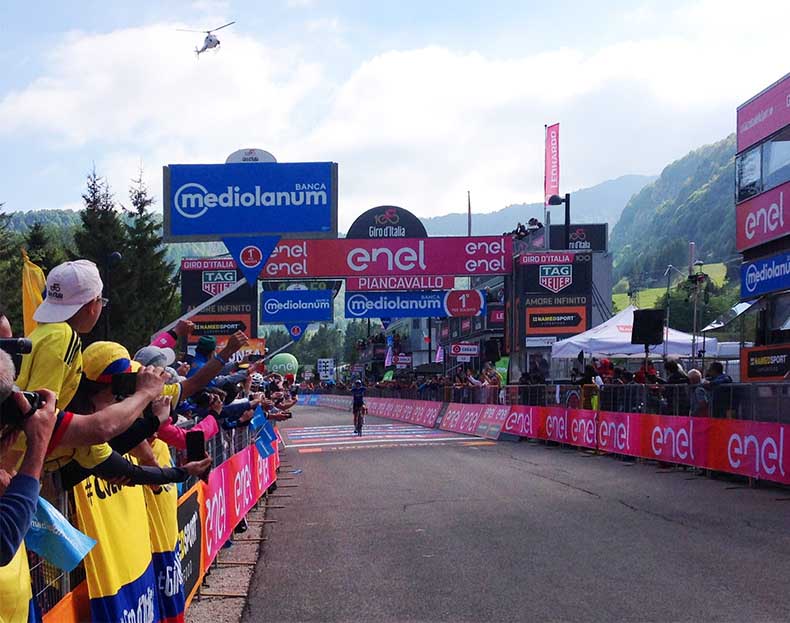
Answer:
[[547, 194, 572, 249]]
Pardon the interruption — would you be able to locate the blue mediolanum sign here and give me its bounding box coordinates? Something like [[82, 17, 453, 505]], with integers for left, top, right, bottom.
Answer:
[[260, 290, 334, 324], [741, 252, 790, 298], [163, 162, 338, 241], [345, 291, 486, 319]]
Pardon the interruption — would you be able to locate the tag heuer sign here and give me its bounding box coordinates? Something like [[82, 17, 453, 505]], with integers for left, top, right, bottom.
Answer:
[[539, 264, 572, 293], [201, 270, 237, 296]]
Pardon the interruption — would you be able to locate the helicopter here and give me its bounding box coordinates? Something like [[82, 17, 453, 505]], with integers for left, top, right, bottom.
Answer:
[[177, 21, 236, 56]]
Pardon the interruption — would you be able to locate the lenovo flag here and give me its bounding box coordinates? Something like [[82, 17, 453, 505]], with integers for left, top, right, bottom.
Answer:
[[545, 123, 560, 205]]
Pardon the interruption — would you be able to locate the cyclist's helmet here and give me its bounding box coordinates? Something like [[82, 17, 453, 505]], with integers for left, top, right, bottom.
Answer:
[[251, 372, 264, 386], [355, 379, 362, 386]]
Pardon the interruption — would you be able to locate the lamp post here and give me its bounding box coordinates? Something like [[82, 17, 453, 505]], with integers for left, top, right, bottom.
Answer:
[[663, 264, 686, 357], [547, 193, 571, 249], [690, 259, 707, 370]]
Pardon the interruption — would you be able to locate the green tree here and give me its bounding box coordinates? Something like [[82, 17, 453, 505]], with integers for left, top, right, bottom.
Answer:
[[343, 320, 368, 364], [24, 221, 67, 272], [73, 168, 132, 346], [0, 212, 23, 332], [120, 169, 179, 350]]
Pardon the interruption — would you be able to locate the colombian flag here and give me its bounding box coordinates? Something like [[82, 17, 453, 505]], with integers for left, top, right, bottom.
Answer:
[[144, 440, 186, 623], [74, 464, 159, 622], [21, 249, 45, 336]]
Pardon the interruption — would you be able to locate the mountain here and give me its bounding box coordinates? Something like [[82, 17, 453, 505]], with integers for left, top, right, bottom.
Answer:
[[610, 134, 737, 285], [421, 174, 656, 237]]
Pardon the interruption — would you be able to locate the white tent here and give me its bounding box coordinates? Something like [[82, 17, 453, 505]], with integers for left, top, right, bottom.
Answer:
[[551, 305, 718, 359]]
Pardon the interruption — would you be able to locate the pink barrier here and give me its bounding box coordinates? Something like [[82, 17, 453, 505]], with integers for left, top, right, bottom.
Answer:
[[308, 395, 790, 485], [440, 403, 485, 435], [366, 398, 442, 427], [203, 443, 277, 567]]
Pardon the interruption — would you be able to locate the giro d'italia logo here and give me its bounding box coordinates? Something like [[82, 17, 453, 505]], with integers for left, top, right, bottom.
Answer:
[[539, 264, 572, 293]]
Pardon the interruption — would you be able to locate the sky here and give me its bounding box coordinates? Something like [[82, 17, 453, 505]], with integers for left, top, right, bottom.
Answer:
[[0, 0, 788, 230]]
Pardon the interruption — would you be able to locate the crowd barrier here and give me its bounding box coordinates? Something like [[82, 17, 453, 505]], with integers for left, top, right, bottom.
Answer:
[[303, 388, 790, 487], [32, 423, 279, 623]]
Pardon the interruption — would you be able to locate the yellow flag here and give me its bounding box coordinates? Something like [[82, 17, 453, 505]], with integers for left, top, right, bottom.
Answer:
[[21, 249, 45, 336]]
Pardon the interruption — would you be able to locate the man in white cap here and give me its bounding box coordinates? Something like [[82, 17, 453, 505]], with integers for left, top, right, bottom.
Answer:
[[16, 259, 105, 408]]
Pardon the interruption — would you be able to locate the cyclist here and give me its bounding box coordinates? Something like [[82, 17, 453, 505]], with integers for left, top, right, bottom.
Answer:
[[351, 380, 366, 436]]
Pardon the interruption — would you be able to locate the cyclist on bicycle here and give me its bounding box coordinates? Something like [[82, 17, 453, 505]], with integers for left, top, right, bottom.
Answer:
[[351, 379, 366, 436]]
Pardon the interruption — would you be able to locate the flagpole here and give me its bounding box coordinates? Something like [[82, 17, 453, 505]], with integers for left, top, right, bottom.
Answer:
[[467, 191, 472, 236]]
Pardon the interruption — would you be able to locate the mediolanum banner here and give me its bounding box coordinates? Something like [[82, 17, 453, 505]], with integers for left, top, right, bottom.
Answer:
[[163, 162, 338, 241], [741, 251, 790, 298]]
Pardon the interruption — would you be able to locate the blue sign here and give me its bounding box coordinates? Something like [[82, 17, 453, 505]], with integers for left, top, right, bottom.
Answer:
[[344, 290, 486, 319], [741, 252, 790, 298], [164, 162, 338, 241], [260, 290, 334, 324]]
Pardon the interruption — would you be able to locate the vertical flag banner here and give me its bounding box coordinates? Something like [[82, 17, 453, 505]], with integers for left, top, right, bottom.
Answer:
[[21, 249, 45, 336], [544, 123, 560, 205], [435, 345, 444, 363], [385, 347, 393, 367]]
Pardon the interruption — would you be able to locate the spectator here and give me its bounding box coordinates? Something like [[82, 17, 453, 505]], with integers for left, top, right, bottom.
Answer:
[[0, 350, 58, 566], [688, 369, 709, 417]]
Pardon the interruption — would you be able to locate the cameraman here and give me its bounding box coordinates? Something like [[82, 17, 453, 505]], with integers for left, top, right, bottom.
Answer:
[[0, 349, 58, 565]]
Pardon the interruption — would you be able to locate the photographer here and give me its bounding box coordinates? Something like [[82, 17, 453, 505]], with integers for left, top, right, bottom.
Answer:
[[0, 350, 58, 565]]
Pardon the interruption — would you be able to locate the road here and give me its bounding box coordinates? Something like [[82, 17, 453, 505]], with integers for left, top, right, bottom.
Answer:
[[243, 406, 790, 622]]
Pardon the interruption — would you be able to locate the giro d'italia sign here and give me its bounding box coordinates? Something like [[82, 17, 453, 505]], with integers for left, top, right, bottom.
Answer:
[[344, 290, 486, 319], [162, 162, 338, 242]]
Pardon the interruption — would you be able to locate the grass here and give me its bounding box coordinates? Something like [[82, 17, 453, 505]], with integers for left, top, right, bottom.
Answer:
[[612, 262, 726, 311]]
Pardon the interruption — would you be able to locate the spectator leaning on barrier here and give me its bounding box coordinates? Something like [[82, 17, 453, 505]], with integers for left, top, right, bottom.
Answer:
[[688, 369, 709, 417]]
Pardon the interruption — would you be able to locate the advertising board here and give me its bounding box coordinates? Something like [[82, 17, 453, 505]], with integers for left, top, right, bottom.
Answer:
[[736, 72, 790, 153], [449, 342, 479, 357], [740, 251, 790, 298], [260, 290, 333, 324], [345, 275, 454, 291], [526, 306, 587, 335], [736, 181, 789, 251], [344, 290, 486, 319], [163, 162, 338, 242], [548, 224, 608, 252], [740, 344, 790, 382], [261, 236, 513, 278], [345, 205, 427, 239]]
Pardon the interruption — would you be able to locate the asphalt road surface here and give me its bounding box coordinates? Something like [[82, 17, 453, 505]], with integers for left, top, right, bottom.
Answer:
[[243, 406, 790, 622]]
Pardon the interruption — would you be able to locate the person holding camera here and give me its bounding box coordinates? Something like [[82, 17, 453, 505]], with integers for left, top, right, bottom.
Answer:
[[0, 349, 59, 565]]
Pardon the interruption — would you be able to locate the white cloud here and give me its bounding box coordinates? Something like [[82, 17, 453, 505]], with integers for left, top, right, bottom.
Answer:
[[1, 0, 789, 228]]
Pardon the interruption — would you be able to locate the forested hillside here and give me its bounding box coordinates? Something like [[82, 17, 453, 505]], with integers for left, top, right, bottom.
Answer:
[[611, 135, 737, 285]]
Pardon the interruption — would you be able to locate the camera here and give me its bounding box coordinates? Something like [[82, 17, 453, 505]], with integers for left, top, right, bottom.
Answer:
[[194, 392, 213, 409], [0, 390, 42, 429], [111, 373, 138, 397], [0, 338, 33, 356]]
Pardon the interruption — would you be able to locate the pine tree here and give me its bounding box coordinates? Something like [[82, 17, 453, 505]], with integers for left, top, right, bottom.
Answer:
[[73, 168, 131, 346], [24, 221, 66, 272], [0, 212, 23, 332], [121, 168, 178, 350]]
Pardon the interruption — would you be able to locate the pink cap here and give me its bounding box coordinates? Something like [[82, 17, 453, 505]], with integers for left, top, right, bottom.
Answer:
[[34, 260, 104, 323]]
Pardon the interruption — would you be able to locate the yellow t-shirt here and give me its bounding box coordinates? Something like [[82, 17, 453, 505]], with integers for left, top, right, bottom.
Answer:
[[0, 543, 32, 623], [16, 321, 82, 408]]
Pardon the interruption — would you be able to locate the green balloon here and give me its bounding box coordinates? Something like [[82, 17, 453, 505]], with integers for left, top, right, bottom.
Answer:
[[269, 353, 299, 375]]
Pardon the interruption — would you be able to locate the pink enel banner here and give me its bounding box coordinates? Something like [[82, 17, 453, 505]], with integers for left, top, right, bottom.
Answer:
[[544, 123, 560, 204], [736, 180, 789, 251], [260, 236, 513, 279], [440, 403, 485, 436], [737, 73, 790, 152], [203, 444, 277, 567], [477, 404, 511, 439]]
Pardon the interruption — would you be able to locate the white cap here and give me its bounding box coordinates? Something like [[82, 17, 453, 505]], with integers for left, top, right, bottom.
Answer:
[[34, 260, 104, 323]]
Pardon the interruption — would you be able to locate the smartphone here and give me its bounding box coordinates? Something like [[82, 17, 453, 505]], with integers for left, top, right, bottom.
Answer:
[[185, 430, 205, 463], [111, 373, 137, 396]]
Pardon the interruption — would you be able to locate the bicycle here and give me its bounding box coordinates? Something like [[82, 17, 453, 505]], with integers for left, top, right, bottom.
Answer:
[[353, 403, 366, 436]]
